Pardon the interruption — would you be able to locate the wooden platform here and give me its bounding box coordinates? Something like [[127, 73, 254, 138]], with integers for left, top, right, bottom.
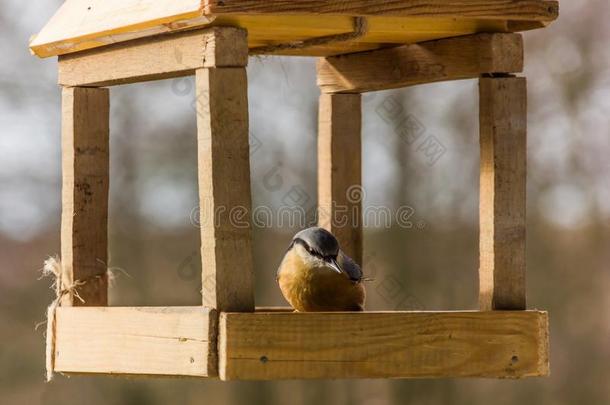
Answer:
[[51, 307, 548, 380], [30, 0, 558, 58], [53, 307, 217, 377]]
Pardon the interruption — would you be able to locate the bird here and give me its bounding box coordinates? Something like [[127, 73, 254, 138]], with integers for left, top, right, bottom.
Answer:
[[277, 227, 365, 312]]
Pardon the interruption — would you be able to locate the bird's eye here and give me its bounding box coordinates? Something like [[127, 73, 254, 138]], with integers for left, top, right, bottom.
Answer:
[[306, 246, 318, 256]]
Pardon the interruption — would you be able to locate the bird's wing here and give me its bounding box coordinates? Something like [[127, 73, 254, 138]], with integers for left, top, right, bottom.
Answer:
[[338, 250, 362, 282]]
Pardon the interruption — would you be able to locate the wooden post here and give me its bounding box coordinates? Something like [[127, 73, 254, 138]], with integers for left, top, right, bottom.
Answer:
[[61, 87, 109, 306], [318, 93, 363, 264], [479, 76, 527, 310], [196, 29, 253, 312]]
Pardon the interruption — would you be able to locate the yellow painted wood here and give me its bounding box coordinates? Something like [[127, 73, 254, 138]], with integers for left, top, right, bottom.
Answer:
[[219, 310, 549, 380], [216, 15, 510, 56], [30, 1, 557, 58], [53, 307, 218, 377]]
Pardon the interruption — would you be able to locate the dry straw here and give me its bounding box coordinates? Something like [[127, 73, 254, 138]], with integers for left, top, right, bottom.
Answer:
[[40, 257, 119, 382]]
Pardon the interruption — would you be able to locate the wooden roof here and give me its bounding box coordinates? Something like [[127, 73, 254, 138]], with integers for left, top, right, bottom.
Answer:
[[30, 0, 558, 58]]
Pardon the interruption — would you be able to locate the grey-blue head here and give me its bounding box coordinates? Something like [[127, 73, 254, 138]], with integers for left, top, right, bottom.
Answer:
[[291, 227, 341, 273]]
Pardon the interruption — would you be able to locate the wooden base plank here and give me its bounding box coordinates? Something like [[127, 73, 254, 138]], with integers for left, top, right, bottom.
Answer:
[[53, 307, 218, 377], [219, 311, 549, 380]]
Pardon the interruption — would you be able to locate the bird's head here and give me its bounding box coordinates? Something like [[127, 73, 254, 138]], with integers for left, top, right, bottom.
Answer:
[[290, 227, 342, 274]]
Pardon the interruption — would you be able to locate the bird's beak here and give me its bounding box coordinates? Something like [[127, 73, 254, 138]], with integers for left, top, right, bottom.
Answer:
[[328, 258, 342, 274]]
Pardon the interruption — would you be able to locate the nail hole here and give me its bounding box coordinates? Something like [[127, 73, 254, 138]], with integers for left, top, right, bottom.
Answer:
[[260, 355, 268, 364], [511, 355, 519, 364]]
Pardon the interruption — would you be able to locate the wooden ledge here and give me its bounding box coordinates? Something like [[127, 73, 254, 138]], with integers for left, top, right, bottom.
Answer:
[[52, 307, 218, 377], [49, 307, 549, 380], [317, 33, 524, 93], [219, 310, 549, 380], [58, 27, 248, 87], [205, 0, 558, 19]]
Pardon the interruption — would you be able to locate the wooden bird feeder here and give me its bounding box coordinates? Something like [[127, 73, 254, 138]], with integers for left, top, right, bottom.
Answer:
[[32, 0, 558, 380]]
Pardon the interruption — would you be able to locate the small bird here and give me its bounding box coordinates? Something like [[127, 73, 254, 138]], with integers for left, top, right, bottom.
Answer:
[[277, 227, 365, 311]]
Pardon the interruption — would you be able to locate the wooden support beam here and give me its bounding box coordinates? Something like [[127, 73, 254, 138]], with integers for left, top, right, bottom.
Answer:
[[479, 77, 527, 311], [317, 33, 523, 93], [206, 0, 559, 21], [61, 87, 109, 306], [58, 27, 248, 87], [318, 93, 363, 263], [53, 307, 217, 377], [219, 310, 549, 380], [196, 64, 254, 312]]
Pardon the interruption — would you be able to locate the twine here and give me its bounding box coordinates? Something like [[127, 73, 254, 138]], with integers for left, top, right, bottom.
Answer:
[[250, 17, 368, 55], [39, 257, 116, 382]]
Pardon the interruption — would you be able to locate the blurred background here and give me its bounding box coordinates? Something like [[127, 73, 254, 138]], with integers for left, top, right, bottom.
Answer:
[[1, 1, 609, 404]]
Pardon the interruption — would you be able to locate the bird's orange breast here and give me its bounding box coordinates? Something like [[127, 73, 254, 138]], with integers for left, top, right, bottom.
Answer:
[[277, 249, 365, 312]]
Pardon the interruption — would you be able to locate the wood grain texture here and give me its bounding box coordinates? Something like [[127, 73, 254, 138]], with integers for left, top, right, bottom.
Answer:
[[205, 0, 558, 21], [30, 0, 212, 58], [219, 310, 549, 380], [318, 94, 363, 264], [196, 67, 254, 312], [317, 33, 523, 93], [59, 27, 248, 87], [31, 1, 557, 58], [479, 77, 527, 311], [61, 87, 109, 306], [53, 307, 217, 377]]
